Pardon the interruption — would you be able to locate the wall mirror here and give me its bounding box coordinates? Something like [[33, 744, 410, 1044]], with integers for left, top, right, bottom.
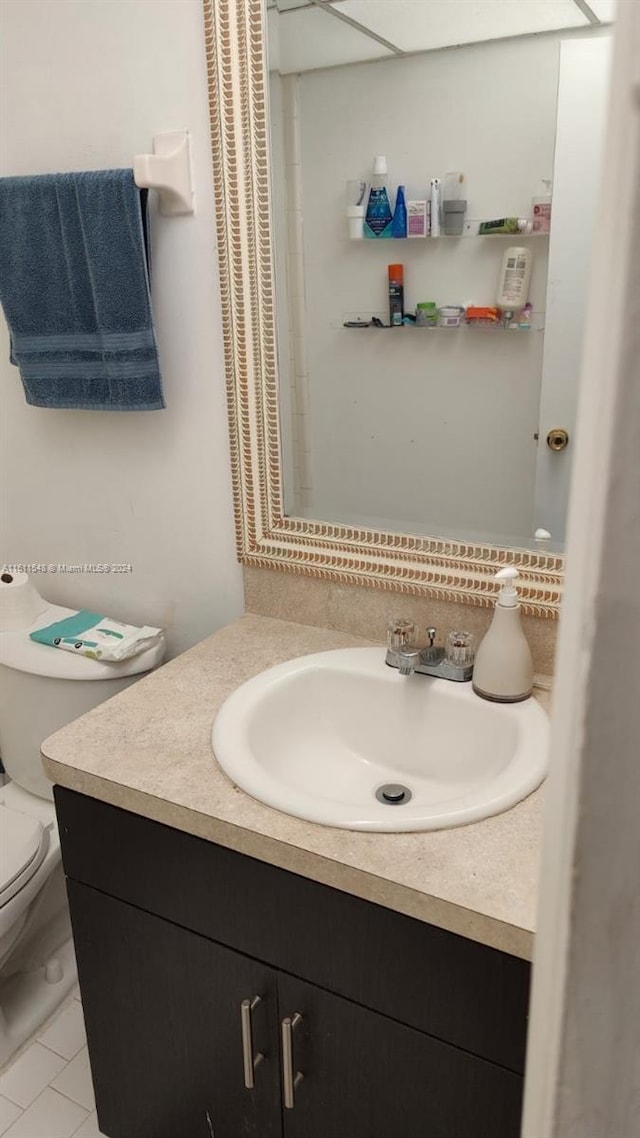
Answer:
[[203, 0, 613, 617]]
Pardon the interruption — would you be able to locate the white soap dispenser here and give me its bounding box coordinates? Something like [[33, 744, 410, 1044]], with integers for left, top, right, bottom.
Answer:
[[472, 568, 533, 703]]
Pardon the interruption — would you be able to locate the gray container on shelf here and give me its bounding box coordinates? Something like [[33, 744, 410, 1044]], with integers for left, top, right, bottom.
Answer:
[[443, 200, 467, 236]]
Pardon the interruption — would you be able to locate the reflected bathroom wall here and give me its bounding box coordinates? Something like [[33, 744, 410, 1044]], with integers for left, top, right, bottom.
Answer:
[[267, 8, 612, 552]]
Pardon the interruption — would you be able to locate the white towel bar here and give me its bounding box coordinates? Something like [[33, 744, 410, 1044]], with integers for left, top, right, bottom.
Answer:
[[133, 130, 194, 217]]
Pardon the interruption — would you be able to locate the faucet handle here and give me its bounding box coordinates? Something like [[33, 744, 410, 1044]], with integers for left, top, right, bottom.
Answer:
[[426, 627, 437, 647], [387, 619, 417, 651], [446, 630, 475, 667]]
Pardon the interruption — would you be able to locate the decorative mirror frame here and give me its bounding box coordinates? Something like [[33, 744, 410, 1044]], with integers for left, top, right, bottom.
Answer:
[[202, 0, 563, 618]]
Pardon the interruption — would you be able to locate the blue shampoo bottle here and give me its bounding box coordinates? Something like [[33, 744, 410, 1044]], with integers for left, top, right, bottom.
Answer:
[[391, 185, 407, 238]]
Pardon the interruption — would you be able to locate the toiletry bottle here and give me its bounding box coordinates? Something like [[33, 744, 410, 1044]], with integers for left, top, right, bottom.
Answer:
[[429, 178, 441, 237], [364, 156, 393, 239], [472, 568, 533, 702], [388, 264, 404, 326], [532, 179, 552, 233], [407, 200, 427, 238], [479, 218, 532, 235], [391, 185, 407, 238], [496, 246, 533, 313], [346, 179, 367, 239], [415, 301, 437, 327]]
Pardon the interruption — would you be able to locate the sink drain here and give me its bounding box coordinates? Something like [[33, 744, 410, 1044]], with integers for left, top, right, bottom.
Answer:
[[375, 783, 412, 806]]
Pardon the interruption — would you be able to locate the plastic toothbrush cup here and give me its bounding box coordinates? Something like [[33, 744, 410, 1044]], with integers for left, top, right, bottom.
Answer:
[[443, 200, 467, 236]]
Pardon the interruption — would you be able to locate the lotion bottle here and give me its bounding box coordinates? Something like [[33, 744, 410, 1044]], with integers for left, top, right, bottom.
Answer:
[[496, 246, 533, 314], [472, 568, 533, 702], [532, 179, 552, 233]]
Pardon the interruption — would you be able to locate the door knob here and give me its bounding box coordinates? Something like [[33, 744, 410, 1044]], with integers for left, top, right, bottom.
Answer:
[[546, 427, 569, 451]]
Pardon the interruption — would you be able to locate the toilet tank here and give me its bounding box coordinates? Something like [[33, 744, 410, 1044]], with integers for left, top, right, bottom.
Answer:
[[0, 605, 165, 801]]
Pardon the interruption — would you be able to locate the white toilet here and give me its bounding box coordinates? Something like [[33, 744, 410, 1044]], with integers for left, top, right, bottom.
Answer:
[[0, 589, 164, 1068]]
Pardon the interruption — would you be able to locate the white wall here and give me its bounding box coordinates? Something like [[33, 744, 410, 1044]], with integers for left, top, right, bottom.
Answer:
[[534, 36, 612, 544], [269, 74, 297, 512], [273, 30, 607, 548], [269, 72, 314, 517], [523, 0, 640, 1131], [0, 0, 244, 656]]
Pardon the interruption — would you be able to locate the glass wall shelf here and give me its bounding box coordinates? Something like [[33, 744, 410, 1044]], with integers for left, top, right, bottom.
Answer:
[[353, 220, 550, 240], [340, 312, 545, 332]]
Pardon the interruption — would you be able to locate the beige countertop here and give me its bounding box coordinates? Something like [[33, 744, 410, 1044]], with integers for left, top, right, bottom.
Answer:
[[41, 614, 550, 962]]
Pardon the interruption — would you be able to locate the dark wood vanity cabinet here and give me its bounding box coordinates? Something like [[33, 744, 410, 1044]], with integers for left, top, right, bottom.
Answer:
[[55, 788, 530, 1138], [66, 881, 280, 1138]]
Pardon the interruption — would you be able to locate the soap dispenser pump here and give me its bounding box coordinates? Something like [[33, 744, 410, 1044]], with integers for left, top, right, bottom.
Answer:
[[472, 568, 533, 703]]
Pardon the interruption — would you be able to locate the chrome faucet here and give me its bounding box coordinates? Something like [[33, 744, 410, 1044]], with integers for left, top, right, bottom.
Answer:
[[386, 620, 474, 682]]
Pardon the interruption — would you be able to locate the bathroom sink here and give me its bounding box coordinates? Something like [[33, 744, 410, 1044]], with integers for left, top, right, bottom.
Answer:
[[212, 648, 549, 832]]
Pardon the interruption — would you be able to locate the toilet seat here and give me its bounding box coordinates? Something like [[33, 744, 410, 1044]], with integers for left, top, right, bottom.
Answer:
[[0, 806, 50, 908]]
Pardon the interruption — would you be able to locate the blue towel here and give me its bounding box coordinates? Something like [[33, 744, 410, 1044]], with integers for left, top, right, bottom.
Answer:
[[0, 169, 165, 411]]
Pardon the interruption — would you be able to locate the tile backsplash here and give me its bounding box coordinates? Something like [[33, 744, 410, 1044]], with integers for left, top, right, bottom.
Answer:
[[244, 567, 557, 680]]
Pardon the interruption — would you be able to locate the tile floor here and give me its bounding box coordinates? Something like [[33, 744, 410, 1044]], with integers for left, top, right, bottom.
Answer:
[[0, 993, 105, 1138]]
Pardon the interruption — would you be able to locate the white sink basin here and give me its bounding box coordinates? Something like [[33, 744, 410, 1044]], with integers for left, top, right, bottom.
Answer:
[[212, 648, 549, 832]]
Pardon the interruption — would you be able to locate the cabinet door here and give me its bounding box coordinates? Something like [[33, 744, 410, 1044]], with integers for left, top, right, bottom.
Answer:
[[67, 881, 281, 1138], [278, 974, 523, 1138]]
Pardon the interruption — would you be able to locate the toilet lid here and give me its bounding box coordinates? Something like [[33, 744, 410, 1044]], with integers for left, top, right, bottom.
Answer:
[[0, 806, 49, 907]]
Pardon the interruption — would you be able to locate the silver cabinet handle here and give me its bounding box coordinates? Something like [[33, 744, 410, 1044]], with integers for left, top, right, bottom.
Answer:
[[241, 996, 264, 1089], [281, 1012, 303, 1109]]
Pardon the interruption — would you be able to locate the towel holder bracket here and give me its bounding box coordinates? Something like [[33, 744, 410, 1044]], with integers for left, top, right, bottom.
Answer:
[[134, 130, 195, 217]]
